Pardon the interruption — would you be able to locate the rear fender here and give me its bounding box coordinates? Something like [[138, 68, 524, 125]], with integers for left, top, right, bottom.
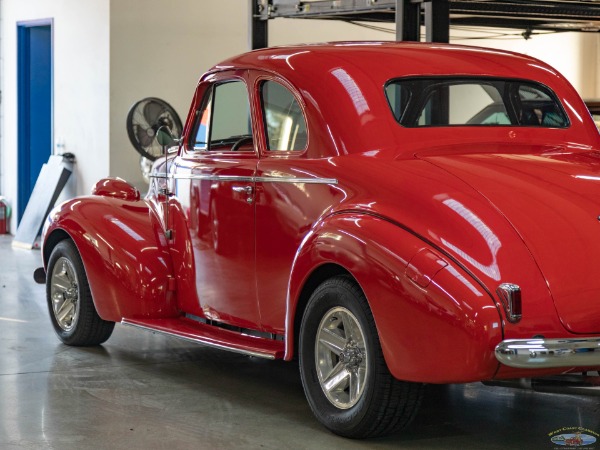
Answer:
[[42, 194, 178, 322], [286, 212, 503, 383]]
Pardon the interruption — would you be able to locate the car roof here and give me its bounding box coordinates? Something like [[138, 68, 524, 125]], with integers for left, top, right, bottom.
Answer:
[[201, 42, 597, 157], [209, 41, 561, 85]]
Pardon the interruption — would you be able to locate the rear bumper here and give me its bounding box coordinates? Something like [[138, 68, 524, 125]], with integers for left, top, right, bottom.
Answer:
[[495, 338, 600, 369]]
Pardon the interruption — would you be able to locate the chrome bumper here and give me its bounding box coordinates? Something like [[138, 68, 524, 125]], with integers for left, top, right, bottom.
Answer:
[[495, 338, 600, 369]]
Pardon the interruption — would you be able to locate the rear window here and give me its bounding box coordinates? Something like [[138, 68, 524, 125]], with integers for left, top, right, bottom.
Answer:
[[385, 78, 569, 128]]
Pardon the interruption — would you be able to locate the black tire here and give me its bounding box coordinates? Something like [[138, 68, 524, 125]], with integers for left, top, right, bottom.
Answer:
[[46, 240, 115, 346], [299, 275, 423, 438]]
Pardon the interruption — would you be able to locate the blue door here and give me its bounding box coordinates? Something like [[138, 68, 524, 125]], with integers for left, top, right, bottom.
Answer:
[[17, 22, 52, 222]]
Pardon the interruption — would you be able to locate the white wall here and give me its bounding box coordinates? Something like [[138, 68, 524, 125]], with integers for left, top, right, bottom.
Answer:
[[0, 0, 110, 233], [270, 16, 391, 45], [451, 29, 600, 99], [109, 0, 250, 190]]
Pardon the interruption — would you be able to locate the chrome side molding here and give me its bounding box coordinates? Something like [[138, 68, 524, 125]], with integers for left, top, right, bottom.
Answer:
[[150, 172, 339, 185], [496, 338, 600, 369]]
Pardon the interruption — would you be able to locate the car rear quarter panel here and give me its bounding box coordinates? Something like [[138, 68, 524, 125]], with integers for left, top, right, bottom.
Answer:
[[281, 152, 587, 381], [287, 213, 504, 383]]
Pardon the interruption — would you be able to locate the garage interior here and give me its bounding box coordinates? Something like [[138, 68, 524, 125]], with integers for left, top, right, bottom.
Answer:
[[1, 1, 600, 448]]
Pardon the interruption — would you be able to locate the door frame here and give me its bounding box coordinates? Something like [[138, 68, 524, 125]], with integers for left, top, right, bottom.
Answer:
[[17, 18, 54, 222]]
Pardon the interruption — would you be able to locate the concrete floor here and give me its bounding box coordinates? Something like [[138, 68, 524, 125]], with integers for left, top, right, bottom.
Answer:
[[0, 234, 598, 449]]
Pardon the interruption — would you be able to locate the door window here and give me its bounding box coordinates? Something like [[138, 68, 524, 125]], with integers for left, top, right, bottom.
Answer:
[[192, 80, 253, 151]]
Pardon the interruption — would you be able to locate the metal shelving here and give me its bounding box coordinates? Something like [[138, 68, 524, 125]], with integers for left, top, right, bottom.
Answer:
[[250, 0, 600, 48]]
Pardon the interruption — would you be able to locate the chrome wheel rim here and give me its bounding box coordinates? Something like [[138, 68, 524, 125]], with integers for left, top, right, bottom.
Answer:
[[50, 257, 80, 331], [315, 307, 368, 409]]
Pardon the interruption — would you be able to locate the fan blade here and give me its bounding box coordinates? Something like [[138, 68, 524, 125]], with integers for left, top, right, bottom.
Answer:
[[132, 107, 151, 129], [143, 101, 166, 126], [135, 125, 154, 148]]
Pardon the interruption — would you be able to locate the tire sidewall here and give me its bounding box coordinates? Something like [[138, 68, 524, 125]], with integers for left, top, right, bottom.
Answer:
[[46, 241, 86, 343], [299, 277, 380, 436]]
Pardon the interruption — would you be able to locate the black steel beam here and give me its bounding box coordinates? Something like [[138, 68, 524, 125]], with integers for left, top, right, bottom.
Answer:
[[396, 0, 420, 41], [250, 0, 269, 50], [425, 0, 450, 42]]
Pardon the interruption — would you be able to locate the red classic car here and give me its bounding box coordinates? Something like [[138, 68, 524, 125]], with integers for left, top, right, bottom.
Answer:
[[38, 42, 600, 438]]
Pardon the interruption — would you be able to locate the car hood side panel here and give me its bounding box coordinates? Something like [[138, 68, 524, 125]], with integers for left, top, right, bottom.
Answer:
[[422, 146, 600, 334]]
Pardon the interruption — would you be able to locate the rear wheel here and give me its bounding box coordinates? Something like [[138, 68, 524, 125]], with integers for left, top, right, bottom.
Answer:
[[299, 275, 423, 438], [47, 240, 114, 346]]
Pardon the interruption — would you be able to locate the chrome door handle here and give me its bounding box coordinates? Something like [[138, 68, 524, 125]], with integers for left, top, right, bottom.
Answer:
[[232, 185, 254, 204], [232, 185, 253, 194]]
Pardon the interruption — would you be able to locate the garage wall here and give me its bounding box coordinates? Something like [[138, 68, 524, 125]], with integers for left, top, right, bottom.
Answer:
[[0, 0, 110, 233], [452, 30, 599, 99], [109, 0, 250, 190]]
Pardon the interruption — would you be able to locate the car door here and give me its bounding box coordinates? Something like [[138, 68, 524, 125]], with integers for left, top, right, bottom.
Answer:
[[253, 77, 342, 334], [169, 70, 261, 329]]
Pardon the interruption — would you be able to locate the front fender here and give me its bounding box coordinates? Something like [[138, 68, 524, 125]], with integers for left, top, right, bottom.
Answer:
[[42, 194, 178, 322], [286, 212, 503, 383]]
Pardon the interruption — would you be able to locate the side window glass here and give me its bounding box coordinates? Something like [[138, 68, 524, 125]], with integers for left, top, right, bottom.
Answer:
[[515, 83, 568, 127], [192, 80, 253, 152], [385, 78, 568, 128], [385, 83, 411, 123], [261, 81, 307, 151], [418, 83, 508, 126]]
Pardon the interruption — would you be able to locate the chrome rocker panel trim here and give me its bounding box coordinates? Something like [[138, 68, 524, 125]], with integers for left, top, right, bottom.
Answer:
[[121, 319, 276, 360], [495, 338, 600, 369]]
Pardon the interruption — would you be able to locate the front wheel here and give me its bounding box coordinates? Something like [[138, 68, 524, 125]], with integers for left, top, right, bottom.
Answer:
[[46, 240, 114, 346], [299, 275, 423, 438]]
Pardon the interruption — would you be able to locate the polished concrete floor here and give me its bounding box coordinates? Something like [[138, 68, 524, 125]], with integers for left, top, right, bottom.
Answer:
[[0, 234, 598, 449]]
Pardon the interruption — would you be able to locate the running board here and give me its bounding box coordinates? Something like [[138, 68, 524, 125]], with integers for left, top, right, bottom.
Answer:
[[121, 317, 284, 360]]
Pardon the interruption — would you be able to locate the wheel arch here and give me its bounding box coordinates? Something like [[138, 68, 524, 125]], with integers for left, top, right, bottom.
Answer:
[[291, 262, 352, 360], [284, 211, 502, 383], [42, 227, 71, 267]]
